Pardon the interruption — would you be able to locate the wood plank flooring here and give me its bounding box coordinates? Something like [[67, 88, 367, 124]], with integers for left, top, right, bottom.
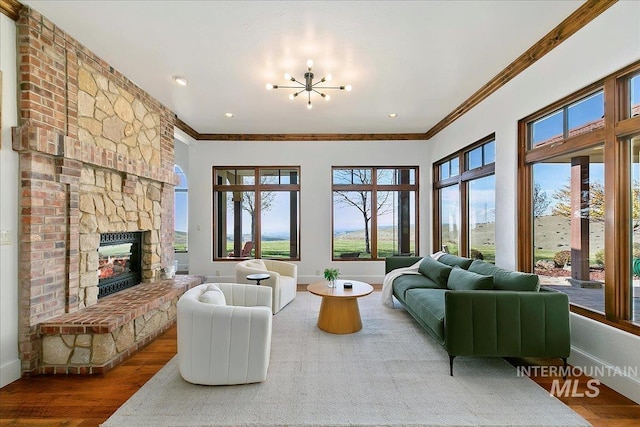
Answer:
[[1, 323, 638, 426]]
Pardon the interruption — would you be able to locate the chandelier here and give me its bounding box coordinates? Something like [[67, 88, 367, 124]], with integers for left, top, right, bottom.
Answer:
[[266, 59, 352, 109]]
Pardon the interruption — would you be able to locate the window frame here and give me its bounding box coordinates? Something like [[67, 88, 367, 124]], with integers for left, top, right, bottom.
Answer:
[[518, 60, 640, 335], [433, 134, 496, 259], [212, 166, 301, 261], [331, 166, 419, 261]]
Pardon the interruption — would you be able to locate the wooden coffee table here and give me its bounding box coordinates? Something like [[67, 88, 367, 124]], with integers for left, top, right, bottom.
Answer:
[[307, 280, 374, 334]]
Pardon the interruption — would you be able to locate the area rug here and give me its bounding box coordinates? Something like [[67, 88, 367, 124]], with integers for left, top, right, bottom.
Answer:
[[102, 291, 589, 427]]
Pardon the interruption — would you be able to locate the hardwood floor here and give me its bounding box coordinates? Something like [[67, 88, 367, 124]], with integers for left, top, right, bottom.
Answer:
[[1, 324, 638, 427]]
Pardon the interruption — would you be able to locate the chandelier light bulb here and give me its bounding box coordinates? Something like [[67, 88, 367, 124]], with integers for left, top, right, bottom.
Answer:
[[289, 93, 296, 100], [284, 73, 292, 81], [266, 83, 273, 90], [306, 59, 313, 68], [325, 94, 331, 101], [307, 101, 313, 109], [345, 85, 352, 92], [326, 74, 332, 81]]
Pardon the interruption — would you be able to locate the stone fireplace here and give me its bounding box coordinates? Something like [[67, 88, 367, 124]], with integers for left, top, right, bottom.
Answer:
[[11, 7, 201, 375]]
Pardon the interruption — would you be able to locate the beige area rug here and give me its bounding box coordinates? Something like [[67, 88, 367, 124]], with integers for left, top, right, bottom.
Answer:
[[102, 291, 589, 427]]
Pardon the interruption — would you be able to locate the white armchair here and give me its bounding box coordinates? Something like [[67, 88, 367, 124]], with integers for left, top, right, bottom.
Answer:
[[177, 283, 273, 385], [235, 259, 297, 314]]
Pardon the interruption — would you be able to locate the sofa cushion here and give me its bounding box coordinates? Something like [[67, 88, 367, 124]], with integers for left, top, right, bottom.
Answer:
[[468, 260, 540, 291], [404, 289, 446, 342], [447, 266, 494, 290], [438, 254, 473, 270], [199, 284, 227, 305], [393, 274, 443, 302], [245, 259, 267, 270], [418, 256, 452, 288]]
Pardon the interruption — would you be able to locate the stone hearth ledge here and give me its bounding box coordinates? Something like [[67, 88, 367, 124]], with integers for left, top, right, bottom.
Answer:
[[38, 275, 203, 374]]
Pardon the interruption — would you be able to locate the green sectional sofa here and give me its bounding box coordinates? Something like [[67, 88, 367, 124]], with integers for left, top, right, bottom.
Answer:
[[385, 255, 571, 375]]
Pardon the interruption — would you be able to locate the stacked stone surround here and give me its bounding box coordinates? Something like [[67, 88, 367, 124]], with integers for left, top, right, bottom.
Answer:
[[12, 7, 180, 374]]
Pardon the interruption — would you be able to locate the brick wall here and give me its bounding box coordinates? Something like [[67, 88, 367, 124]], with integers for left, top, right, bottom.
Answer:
[[12, 6, 178, 373]]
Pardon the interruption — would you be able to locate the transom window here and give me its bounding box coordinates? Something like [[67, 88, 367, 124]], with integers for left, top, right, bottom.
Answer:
[[213, 167, 300, 260], [331, 167, 418, 260], [529, 90, 604, 149]]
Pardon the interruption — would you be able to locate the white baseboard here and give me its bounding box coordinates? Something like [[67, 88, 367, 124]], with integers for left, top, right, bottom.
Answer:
[[569, 346, 640, 404], [0, 358, 21, 388]]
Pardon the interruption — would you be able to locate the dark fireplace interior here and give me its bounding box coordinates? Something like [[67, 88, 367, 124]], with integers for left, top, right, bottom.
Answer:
[[98, 232, 143, 299]]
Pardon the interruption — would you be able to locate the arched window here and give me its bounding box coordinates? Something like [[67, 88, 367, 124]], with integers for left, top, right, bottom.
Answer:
[[174, 164, 188, 252]]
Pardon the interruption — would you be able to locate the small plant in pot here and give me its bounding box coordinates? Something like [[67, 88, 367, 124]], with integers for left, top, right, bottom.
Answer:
[[324, 268, 340, 288]]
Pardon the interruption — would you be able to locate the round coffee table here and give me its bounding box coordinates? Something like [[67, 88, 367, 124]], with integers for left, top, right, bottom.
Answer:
[[307, 280, 374, 334], [246, 273, 270, 286]]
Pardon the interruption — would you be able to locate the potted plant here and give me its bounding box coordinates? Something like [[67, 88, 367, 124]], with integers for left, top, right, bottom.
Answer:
[[324, 268, 340, 288]]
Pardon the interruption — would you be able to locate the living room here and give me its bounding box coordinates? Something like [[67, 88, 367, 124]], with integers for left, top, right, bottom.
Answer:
[[1, 0, 639, 426]]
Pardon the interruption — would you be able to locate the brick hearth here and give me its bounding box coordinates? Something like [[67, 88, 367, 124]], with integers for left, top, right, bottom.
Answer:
[[38, 275, 202, 374]]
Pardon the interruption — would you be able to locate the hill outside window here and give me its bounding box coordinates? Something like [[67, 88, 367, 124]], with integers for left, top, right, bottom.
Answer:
[[331, 167, 418, 260], [213, 167, 300, 260]]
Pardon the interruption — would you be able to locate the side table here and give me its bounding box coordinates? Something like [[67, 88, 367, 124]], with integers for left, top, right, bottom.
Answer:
[[247, 273, 270, 286]]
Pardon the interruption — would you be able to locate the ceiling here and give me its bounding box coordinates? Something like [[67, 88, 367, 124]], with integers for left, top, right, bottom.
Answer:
[[22, 0, 584, 136]]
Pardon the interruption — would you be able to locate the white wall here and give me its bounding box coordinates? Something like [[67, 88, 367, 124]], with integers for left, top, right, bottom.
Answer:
[[187, 140, 430, 284], [428, 1, 640, 403], [0, 13, 21, 388]]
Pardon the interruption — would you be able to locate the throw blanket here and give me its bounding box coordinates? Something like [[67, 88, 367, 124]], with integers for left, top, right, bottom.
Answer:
[[381, 259, 423, 308], [381, 252, 446, 308]]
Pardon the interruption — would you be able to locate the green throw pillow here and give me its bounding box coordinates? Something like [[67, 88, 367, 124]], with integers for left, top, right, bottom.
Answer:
[[438, 254, 473, 270], [418, 256, 452, 288], [447, 266, 494, 290], [468, 259, 540, 291]]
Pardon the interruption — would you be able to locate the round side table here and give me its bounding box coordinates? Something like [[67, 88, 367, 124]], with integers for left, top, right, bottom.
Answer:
[[246, 273, 270, 286]]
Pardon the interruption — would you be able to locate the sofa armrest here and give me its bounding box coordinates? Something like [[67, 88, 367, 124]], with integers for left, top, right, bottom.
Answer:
[[385, 256, 423, 274], [443, 290, 570, 358]]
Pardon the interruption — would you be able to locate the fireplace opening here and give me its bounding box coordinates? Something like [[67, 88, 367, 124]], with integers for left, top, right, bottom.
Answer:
[[98, 232, 143, 298]]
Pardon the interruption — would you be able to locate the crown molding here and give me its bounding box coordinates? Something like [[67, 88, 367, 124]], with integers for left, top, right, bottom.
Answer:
[[425, 0, 618, 139], [193, 133, 429, 141], [174, 118, 428, 141], [0, 0, 22, 20]]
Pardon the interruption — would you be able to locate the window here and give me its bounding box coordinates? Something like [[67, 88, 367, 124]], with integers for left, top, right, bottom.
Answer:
[[332, 167, 418, 260], [213, 167, 300, 260], [531, 146, 605, 315], [174, 165, 188, 252], [529, 90, 604, 149], [434, 135, 496, 262], [518, 61, 640, 332]]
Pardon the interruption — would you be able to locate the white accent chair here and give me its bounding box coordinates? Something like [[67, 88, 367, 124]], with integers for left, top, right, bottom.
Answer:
[[235, 259, 297, 314], [177, 283, 273, 385]]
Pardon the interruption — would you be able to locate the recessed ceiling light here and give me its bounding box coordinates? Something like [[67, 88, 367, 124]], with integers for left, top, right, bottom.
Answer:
[[172, 76, 188, 86], [388, 113, 397, 118], [224, 113, 234, 118]]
